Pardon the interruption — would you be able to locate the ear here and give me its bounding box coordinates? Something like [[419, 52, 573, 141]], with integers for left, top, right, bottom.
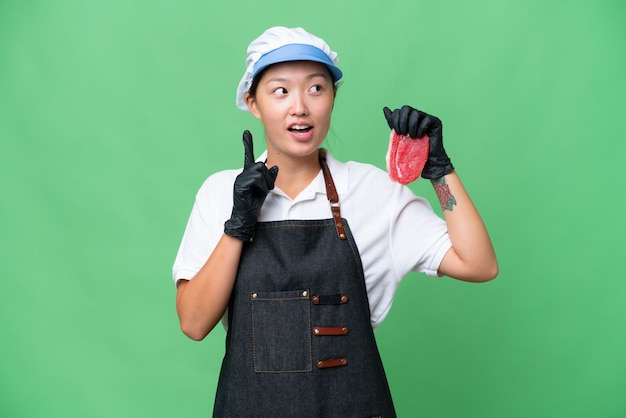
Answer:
[[245, 92, 262, 120]]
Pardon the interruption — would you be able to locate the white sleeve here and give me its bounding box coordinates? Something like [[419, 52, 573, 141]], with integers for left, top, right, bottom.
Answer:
[[172, 199, 213, 285], [171, 171, 236, 285], [389, 185, 452, 278]]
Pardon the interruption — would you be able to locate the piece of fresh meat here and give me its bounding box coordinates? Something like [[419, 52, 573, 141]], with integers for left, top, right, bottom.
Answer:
[[386, 130, 430, 185]]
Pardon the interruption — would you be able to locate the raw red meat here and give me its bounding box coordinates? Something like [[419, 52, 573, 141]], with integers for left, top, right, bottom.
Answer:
[[386, 130, 430, 185]]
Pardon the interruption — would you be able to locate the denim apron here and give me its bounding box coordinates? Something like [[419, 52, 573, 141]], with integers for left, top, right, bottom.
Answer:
[[213, 155, 396, 417]]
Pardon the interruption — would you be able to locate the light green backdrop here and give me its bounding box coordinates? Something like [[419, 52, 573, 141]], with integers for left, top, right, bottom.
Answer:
[[1, 1, 625, 417]]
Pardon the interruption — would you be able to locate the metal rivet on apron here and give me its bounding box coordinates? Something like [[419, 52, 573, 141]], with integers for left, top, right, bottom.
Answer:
[[339, 233, 346, 239], [251, 293, 257, 299], [341, 295, 348, 304], [317, 360, 324, 368], [312, 296, 319, 304], [302, 291, 308, 297], [314, 328, 320, 335], [342, 327, 348, 334]]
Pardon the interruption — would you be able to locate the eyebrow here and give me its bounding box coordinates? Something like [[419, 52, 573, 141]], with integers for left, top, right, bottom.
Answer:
[[264, 72, 330, 84]]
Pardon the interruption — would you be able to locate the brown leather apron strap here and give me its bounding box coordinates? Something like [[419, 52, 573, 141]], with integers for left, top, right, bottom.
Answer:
[[316, 357, 348, 369], [319, 151, 347, 240], [313, 326, 349, 336]]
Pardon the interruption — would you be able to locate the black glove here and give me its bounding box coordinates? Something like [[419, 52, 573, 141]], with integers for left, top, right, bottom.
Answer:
[[383, 105, 454, 179], [224, 130, 279, 241]]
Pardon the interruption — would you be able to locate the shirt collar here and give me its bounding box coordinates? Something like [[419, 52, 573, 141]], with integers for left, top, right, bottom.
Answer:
[[257, 148, 348, 197]]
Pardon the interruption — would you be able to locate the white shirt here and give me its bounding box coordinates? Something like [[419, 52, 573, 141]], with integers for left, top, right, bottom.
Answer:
[[173, 150, 451, 329]]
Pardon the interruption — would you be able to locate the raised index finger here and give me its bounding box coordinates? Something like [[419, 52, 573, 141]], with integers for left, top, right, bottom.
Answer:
[[242, 130, 255, 168]]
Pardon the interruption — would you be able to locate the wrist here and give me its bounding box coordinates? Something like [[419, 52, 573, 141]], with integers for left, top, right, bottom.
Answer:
[[224, 216, 255, 242], [422, 159, 454, 179], [430, 175, 457, 211]]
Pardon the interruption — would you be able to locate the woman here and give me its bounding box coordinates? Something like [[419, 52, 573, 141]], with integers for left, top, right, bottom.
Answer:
[[173, 26, 497, 417]]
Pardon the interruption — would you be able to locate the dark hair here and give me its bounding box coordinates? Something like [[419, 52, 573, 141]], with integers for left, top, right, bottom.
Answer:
[[247, 67, 269, 99]]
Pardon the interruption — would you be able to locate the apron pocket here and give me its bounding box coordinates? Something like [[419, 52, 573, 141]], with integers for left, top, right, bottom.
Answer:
[[250, 289, 312, 373]]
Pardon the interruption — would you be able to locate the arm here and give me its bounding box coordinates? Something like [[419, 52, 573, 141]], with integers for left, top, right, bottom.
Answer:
[[176, 234, 243, 340], [175, 131, 278, 340], [383, 105, 498, 282], [431, 173, 498, 282]]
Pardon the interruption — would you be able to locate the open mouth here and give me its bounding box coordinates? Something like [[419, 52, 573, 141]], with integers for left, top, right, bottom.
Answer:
[[288, 124, 313, 133]]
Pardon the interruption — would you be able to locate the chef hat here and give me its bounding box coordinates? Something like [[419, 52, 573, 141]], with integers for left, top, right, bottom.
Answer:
[[236, 26, 343, 111]]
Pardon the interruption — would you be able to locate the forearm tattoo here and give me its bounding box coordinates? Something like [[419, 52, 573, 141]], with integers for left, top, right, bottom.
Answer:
[[432, 177, 457, 211]]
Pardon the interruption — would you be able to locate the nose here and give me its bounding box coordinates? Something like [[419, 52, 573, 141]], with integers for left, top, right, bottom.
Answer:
[[289, 92, 308, 116]]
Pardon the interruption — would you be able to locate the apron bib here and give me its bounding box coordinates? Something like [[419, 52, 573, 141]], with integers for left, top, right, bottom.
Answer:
[[213, 156, 396, 418]]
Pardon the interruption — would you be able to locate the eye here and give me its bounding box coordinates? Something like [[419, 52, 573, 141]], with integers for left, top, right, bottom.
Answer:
[[309, 84, 322, 93], [273, 87, 287, 95]]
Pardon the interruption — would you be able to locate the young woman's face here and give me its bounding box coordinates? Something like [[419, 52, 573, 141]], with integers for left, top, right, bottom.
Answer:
[[245, 61, 335, 159]]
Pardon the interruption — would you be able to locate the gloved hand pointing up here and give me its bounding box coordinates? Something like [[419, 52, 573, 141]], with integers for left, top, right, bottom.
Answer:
[[224, 130, 279, 241]]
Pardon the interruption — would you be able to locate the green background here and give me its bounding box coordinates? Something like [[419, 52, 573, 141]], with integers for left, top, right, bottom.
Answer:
[[1, 1, 625, 417]]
